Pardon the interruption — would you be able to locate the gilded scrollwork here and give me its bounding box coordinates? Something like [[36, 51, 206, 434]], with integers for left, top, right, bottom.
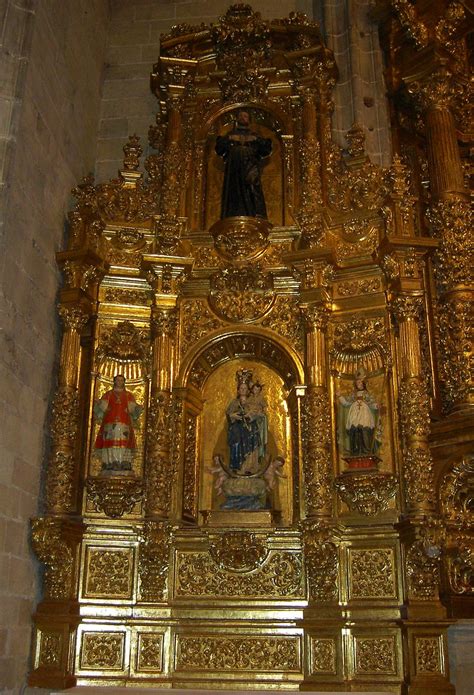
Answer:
[[336, 278, 381, 297], [183, 412, 198, 518], [80, 632, 124, 670], [96, 320, 150, 366], [137, 634, 163, 671], [176, 635, 300, 671], [145, 390, 173, 515], [209, 265, 274, 323], [301, 387, 333, 516], [208, 531, 268, 572], [311, 638, 336, 674], [138, 521, 172, 602], [85, 549, 132, 597], [176, 550, 304, 598], [261, 296, 304, 354], [180, 300, 223, 357], [335, 473, 398, 515], [302, 522, 338, 602], [38, 632, 62, 668], [406, 538, 440, 600], [31, 518, 74, 600], [349, 548, 397, 599], [439, 457, 474, 523], [211, 5, 271, 102], [355, 637, 396, 674], [415, 637, 442, 674], [86, 477, 143, 518], [46, 452, 76, 513], [436, 294, 472, 411], [391, 0, 429, 49]]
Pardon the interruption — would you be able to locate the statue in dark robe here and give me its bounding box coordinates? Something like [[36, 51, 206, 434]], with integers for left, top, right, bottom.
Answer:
[[215, 111, 272, 219]]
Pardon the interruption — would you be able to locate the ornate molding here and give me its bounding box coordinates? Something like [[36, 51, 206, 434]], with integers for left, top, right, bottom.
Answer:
[[31, 518, 75, 600], [335, 472, 398, 515], [175, 549, 304, 598], [302, 521, 338, 602], [138, 521, 171, 602], [208, 531, 269, 572], [86, 476, 143, 518]]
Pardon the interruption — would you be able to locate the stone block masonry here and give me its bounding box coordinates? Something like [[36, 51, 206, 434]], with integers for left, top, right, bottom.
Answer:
[[0, 1, 109, 692]]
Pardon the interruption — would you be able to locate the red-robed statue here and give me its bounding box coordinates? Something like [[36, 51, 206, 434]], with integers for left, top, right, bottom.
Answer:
[[215, 110, 272, 219], [94, 374, 143, 473]]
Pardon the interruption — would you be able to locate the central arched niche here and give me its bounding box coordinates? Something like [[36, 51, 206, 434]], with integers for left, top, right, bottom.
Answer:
[[199, 358, 293, 525], [178, 330, 304, 527]]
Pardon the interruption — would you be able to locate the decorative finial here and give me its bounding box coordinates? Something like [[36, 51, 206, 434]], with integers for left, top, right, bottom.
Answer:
[[346, 123, 366, 158], [123, 134, 142, 171]]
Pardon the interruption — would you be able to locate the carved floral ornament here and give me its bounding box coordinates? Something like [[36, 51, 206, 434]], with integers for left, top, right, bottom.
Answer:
[[335, 472, 398, 515], [208, 265, 275, 323], [86, 477, 144, 518], [208, 531, 269, 572]]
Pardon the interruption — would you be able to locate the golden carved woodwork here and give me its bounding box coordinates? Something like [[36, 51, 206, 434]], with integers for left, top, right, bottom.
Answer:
[[176, 635, 301, 672], [335, 471, 398, 515], [86, 476, 143, 518], [29, 3, 470, 691]]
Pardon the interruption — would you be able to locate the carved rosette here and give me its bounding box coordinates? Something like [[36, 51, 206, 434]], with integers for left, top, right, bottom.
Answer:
[[31, 518, 76, 600], [138, 521, 172, 601], [335, 472, 398, 515], [86, 477, 143, 518], [302, 521, 338, 602], [301, 387, 333, 516]]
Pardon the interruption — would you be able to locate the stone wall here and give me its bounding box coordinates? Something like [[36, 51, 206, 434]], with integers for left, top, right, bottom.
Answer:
[[0, 0, 109, 690]]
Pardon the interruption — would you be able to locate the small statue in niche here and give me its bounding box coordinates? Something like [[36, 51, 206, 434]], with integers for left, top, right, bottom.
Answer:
[[215, 110, 272, 219], [337, 367, 382, 465], [94, 374, 143, 474]]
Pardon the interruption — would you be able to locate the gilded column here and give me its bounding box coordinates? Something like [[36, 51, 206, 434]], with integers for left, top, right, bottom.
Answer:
[[301, 303, 333, 518], [146, 306, 178, 518], [297, 90, 323, 244], [142, 255, 193, 518], [287, 249, 335, 519], [45, 306, 89, 514], [407, 68, 472, 414], [48, 233, 108, 514], [389, 292, 434, 516]]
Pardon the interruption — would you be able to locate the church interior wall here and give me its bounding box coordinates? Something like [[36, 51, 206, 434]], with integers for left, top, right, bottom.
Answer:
[[0, 1, 109, 690]]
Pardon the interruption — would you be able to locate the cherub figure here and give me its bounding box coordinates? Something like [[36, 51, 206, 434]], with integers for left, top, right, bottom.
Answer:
[[207, 454, 229, 496], [263, 456, 286, 491]]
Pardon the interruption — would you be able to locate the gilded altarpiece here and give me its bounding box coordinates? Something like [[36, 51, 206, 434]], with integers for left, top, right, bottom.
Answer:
[[30, 4, 472, 693]]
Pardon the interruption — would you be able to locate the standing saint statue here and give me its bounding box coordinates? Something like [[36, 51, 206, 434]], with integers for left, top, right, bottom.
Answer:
[[94, 374, 143, 473], [337, 368, 382, 458], [215, 110, 272, 219]]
